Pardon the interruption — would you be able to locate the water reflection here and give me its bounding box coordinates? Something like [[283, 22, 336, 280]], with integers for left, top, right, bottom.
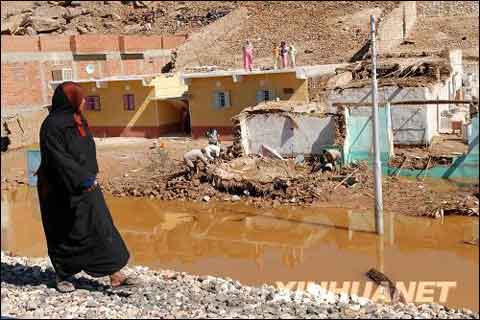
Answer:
[[1, 187, 478, 311]]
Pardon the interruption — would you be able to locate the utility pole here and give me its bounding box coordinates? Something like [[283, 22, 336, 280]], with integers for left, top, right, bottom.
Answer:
[[370, 15, 384, 235]]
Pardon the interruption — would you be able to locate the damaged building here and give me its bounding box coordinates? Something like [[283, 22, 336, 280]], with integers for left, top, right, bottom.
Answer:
[[327, 49, 466, 146], [232, 101, 340, 157]]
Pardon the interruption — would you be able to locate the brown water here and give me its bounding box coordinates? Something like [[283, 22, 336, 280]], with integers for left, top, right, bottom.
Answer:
[[1, 187, 478, 311]]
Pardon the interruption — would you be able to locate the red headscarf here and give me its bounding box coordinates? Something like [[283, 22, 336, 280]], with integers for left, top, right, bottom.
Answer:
[[61, 82, 88, 137]]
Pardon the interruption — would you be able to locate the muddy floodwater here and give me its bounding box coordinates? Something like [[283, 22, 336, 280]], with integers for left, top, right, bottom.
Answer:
[[1, 187, 478, 311]]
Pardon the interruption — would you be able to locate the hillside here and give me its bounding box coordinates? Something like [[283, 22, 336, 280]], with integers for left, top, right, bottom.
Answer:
[[1, 1, 479, 69]]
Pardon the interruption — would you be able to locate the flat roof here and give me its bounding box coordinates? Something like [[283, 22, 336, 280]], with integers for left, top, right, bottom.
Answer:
[[180, 64, 348, 81], [49, 73, 163, 85]]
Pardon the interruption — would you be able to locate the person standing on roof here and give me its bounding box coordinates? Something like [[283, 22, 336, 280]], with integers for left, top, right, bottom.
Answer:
[[243, 40, 254, 72], [288, 43, 297, 68], [272, 42, 279, 69], [280, 41, 289, 69]]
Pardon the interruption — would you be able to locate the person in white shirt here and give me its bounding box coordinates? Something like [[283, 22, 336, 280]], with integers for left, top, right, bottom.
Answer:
[[204, 144, 221, 160], [183, 148, 209, 178]]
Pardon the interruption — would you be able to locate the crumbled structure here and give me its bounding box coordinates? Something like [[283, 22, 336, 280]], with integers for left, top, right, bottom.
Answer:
[[328, 53, 462, 146], [232, 101, 342, 158]]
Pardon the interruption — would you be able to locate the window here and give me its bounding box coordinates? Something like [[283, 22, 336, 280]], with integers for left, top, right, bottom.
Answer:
[[123, 94, 135, 111], [256, 89, 275, 103], [85, 96, 101, 111], [212, 91, 230, 109]]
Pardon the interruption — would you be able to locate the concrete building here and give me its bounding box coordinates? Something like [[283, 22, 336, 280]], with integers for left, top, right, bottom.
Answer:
[[50, 73, 188, 138], [180, 68, 314, 139]]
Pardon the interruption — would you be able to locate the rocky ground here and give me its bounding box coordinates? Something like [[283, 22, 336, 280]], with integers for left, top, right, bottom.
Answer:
[[1, 252, 478, 319]]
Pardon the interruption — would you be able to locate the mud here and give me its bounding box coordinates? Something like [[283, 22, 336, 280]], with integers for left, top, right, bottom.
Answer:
[[2, 138, 478, 218], [102, 152, 479, 218], [1, 187, 478, 311]]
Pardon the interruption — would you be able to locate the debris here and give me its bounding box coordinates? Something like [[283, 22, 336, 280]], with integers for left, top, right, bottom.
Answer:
[[25, 26, 37, 36], [1, 14, 29, 35], [294, 154, 305, 165], [29, 16, 65, 33], [231, 195, 241, 202], [32, 5, 68, 19], [124, 23, 144, 33], [133, 1, 149, 8], [202, 195, 211, 202], [462, 239, 479, 246], [64, 7, 87, 20], [393, 155, 408, 177], [260, 144, 284, 160], [366, 268, 406, 304], [331, 167, 361, 191], [76, 25, 90, 34]]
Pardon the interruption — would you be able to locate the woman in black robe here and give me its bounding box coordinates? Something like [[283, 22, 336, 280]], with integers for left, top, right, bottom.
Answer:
[[37, 82, 135, 292]]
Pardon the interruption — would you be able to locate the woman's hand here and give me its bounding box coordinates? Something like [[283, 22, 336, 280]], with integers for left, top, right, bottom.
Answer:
[[84, 180, 98, 193]]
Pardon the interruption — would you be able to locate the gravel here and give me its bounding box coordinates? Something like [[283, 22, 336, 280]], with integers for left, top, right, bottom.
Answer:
[[1, 252, 478, 319]]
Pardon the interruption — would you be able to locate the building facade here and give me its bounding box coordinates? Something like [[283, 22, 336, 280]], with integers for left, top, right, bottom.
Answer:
[[181, 69, 310, 139]]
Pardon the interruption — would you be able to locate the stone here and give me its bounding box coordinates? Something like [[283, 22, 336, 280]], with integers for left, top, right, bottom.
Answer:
[[64, 7, 86, 19], [1, 14, 29, 35], [124, 24, 144, 33], [33, 6, 68, 19], [357, 297, 370, 306], [202, 195, 210, 202], [231, 195, 241, 202], [25, 26, 38, 36], [26, 300, 39, 311], [29, 16, 65, 33]]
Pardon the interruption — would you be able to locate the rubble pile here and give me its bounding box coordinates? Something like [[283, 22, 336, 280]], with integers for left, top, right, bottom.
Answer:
[[389, 154, 454, 170], [335, 58, 453, 89], [1, 1, 238, 36], [100, 147, 479, 218]]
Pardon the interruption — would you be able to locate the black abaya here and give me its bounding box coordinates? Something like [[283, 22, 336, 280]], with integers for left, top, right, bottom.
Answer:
[[37, 84, 129, 279]]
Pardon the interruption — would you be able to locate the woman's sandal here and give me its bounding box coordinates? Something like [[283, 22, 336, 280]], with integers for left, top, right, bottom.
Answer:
[[110, 277, 140, 291], [56, 280, 76, 293]]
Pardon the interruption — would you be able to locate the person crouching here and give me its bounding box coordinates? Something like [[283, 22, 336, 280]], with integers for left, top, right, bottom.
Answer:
[[183, 148, 210, 179]]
